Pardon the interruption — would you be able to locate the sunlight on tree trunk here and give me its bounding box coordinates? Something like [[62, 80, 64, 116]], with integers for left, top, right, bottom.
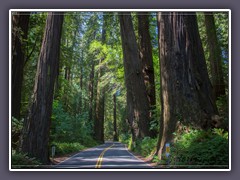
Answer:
[[119, 13, 151, 142]]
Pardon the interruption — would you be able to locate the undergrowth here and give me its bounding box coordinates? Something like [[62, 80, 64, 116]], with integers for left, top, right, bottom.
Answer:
[[119, 134, 157, 158], [52, 142, 86, 156], [133, 137, 158, 157], [11, 151, 42, 168], [169, 128, 229, 168]]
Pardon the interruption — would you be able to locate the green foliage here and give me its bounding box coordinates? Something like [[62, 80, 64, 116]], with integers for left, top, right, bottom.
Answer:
[[12, 151, 42, 168], [11, 117, 23, 148], [149, 106, 160, 133], [152, 155, 160, 163], [197, 12, 229, 90], [214, 12, 229, 58], [89, 40, 107, 60], [170, 128, 229, 168], [132, 137, 158, 157], [12, 117, 23, 135], [216, 95, 229, 129], [51, 100, 97, 147], [212, 13, 229, 86], [119, 133, 132, 149], [52, 142, 86, 156], [119, 133, 130, 145]]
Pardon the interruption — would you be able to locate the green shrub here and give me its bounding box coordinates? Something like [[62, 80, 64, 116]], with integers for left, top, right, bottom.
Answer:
[[139, 137, 157, 157], [149, 106, 160, 133], [170, 128, 229, 168], [11, 117, 23, 148], [119, 133, 131, 145], [133, 137, 157, 157], [119, 134, 157, 157], [12, 151, 42, 168], [53, 142, 86, 156], [128, 135, 133, 150], [51, 100, 96, 147]]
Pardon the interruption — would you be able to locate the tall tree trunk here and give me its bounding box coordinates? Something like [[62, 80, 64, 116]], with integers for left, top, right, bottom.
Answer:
[[119, 13, 151, 142], [156, 12, 218, 159], [21, 12, 64, 164], [137, 12, 157, 137], [89, 60, 95, 121], [94, 13, 107, 143], [79, 54, 83, 114], [12, 12, 30, 119], [113, 93, 118, 141], [204, 12, 226, 100], [94, 60, 105, 143]]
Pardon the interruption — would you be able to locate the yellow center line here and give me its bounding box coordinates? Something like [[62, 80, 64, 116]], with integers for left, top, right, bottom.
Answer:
[[95, 144, 114, 168]]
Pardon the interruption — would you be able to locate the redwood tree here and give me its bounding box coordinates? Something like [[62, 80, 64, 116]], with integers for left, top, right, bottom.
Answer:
[[94, 13, 107, 143], [204, 12, 226, 100], [157, 12, 218, 159], [21, 12, 64, 163], [12, 12, 30, 119], [137, 12, 156, 137], [113, 93, 118, 141], [88, 59, 95, 121], [119, 13, 151, 142]]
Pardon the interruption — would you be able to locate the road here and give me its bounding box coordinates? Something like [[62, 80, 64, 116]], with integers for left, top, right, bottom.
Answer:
[[54, 142, 152, 169]]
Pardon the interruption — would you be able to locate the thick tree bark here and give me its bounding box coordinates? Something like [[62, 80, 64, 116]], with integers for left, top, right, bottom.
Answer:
[[119, 13, 151, 142], [137, 12, 157, 137], [113, 93, 118, 141], [204, 12, 226, 100], [157, 12, 218, 159], [21, 12, 64, 164], [12, 12, 30, 119]]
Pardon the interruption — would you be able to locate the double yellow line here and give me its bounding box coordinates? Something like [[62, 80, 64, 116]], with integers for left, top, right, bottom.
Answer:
[[95, 144, 114, 168]]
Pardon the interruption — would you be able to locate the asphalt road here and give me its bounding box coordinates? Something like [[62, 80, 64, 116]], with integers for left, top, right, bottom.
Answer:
[[54, 141, 152, 169]]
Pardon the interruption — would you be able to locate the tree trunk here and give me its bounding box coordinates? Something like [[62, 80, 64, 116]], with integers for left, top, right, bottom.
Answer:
[[94, 13, 107, 143], [21, 12, 64, 164], [137, 12, 157, 137], [12, 12, 30, 119], [157, 12, 218, 159], [94, 61, 105, 143], [119, 13, 151, 142], [89, 60, 95, 121], [79, 55, 83, 114], [204, 12, 226, 100], [113, 93, 118, 141]]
